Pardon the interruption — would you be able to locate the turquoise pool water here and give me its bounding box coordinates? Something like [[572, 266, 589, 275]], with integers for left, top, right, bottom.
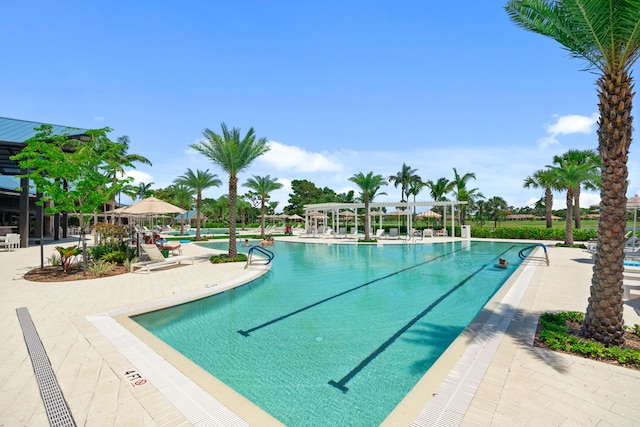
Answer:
[[133, 241, 532, 426], [168, 227, 229, 235]]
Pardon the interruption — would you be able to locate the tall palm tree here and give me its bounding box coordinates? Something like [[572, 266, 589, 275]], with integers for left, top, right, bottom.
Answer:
[[556, 149, 601, 229], [172, 184, 195, 235], [134, 182, 154, 200], [191, 123, 270, 257], [388, 163, 418, 204], [111, 136, 152, 206], [451, 168, 483, 225], [406, 177, 426, 217], [506, 0, 640, 345], [547, 155, 595, 246], [174, 169, 221, 240], [523, 168, 558, 228], [349, 172, 388, 240], [243, 175, 283, 238], [425, 177, 455, 227]]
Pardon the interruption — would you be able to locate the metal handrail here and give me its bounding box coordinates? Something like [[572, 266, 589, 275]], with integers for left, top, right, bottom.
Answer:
[[518, 243, 549, 265], [245, 245, 275, 268]]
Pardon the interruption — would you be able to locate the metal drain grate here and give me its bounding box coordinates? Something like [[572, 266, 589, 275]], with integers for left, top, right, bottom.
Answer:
[[16, 307, 76, 427]]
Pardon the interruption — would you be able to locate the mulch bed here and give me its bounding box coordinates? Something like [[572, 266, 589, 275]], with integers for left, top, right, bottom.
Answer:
[[23, 264, 129, 282]]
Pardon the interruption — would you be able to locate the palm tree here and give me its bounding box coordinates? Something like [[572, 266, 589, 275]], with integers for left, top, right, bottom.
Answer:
[[134, 182, 154, 200], [172, 184, 195, 235], [425, 177, 455, 227], [556, 149, 601, 229], [388, 163, 418, 203], [243, 175, 283, 238], [349, 172, 388, 240], [406, 177, 426, 217], [485, 196, 508, 228], [451, 168, 483, 225], [523, 168, 558, 228], [506, 0, 640, 346], [111, 136, 152, 205], [191, 123, 270, 257], [174, 169, 221, 240], [547, 155, 595, 246]]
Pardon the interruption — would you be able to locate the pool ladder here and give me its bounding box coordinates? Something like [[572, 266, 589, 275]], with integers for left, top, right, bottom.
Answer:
[[518, 243, 549, 265], [245, 245, 274, 269]]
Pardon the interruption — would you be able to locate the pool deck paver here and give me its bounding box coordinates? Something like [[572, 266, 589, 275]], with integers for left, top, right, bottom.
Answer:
[[0, 234, 639, 426]]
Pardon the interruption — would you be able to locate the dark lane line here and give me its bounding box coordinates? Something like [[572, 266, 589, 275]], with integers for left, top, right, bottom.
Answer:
[[238, 243, 476, 337], [328, 245, 515, 393]]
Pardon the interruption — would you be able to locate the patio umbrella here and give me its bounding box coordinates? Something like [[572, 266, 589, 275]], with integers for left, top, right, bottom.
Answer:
[[288, 214, 304, 221], [118, 197, 186, 215], [417, 210, 442, 227]]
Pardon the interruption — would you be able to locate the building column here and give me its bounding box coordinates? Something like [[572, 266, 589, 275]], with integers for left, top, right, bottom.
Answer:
[[19, 175, 29, 248]]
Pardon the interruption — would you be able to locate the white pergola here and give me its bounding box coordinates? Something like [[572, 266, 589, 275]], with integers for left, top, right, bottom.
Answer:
[[303, 201, 468, 238]]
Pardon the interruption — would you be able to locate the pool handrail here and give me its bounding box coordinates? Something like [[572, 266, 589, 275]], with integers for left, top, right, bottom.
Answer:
[[245, 245, 274, 268], [518, 243, 549, 265]]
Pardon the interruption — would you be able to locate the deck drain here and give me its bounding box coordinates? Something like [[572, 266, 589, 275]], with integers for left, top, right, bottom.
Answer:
[[16, 307, 76, 427]]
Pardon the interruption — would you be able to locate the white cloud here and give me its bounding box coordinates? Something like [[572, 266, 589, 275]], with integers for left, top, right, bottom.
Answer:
[[536, 136, 559, 150], [546, 113, 598, 137], [123, 170, 154, 185], [92, 113, 105, 121], [261, 141, 344, 173]]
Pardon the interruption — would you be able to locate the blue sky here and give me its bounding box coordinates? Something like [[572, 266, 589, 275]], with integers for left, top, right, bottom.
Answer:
[[3, 1, 637, 211]]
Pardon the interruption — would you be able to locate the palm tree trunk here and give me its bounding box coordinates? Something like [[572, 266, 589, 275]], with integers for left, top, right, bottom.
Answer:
[[564, 190, 574, 246], [364, 198, 370, 240], [582, 71, 631, 346], [574, 188, 582, 229], [195, 192, 202, 240], [545, 188, 553, 228], [260, 197, 266, 239], [228, 177, 238, 257]]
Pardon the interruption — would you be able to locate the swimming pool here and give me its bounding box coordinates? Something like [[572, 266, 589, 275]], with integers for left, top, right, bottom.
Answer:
[[132, 240, 532, 426]]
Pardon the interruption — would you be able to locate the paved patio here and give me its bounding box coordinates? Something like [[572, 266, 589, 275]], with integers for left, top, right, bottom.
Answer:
[[0, 235, 639, 426]]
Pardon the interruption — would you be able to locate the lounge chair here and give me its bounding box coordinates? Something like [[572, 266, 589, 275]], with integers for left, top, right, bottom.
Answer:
[[336, 227, 348, 238], [436, 228, 448, 237], [299, 227, 316, 238], [322, 227, 335, 238], [387, 228, 400, 240], [347, 227, 359, 239], [374, 229, 385, 239], [423, 228, 434, 238], [131, 244, 195, 273]]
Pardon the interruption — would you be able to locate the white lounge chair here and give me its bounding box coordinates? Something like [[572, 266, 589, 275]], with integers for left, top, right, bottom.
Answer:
[[299, 227, 316, 238], [423, 228, 434, 238], [374, 229, 385, 239], [131, 244, 195, 273], [387, 228, 400, 240], [347, 227, 359, 239], [436, 228, 448, 237], [336, 227, 348, 238]]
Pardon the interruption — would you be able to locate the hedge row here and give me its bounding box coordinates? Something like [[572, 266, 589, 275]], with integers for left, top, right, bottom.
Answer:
[[469, 226, 597, 241]]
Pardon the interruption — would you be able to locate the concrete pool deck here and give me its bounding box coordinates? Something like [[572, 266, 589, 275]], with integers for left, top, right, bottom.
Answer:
[[1, 234, 639, 426]]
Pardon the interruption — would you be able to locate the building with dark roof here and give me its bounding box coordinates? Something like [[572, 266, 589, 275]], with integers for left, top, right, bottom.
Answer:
[[0, 117, 89, 247]]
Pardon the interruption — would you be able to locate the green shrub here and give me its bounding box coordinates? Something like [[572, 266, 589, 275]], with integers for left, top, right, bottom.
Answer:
[[87, 259, 115, 277], [210, 253, 248, 263], [89, 245, 112, 261], [102, 251, 127, 264], [123, 257, 138, 271], [469, 227, 596, 241], [537, 311, 640, 369]]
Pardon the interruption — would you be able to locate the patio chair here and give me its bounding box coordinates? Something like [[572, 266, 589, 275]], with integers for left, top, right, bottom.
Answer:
[[423, 228, 434, 238], [299, 227, 316, 238], [131, 244, 194, 273]]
